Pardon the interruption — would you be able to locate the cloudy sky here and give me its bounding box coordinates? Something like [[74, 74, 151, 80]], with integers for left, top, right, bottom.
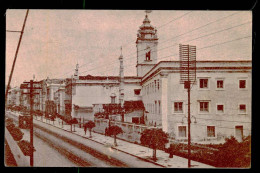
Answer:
[[6, 10, 252, 87]]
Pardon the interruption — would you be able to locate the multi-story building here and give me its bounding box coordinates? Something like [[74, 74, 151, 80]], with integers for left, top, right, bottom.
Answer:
[[55, 13, 252, 142], [20, 81, 42, 111], [141, 61, 251, 142], [54, 84, 66, 116], [6, 87, 21, 106]]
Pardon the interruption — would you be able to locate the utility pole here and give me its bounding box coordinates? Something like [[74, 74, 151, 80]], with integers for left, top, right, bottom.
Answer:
[[21, 79, 41, 167], [179, 44, 196, 168], [186, 45, 191, 168], [29, 80, 34, 167], [5, 9, 29, 105]]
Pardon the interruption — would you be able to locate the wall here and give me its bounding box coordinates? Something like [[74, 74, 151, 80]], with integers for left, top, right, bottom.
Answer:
[[142, 74, 162, 127], [167, 69, 251, 142], [93, 118, 151, 143]]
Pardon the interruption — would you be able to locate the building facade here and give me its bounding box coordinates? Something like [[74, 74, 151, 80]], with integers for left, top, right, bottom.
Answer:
[[141, 61, 251, 142], [16, 13, 251, 143]]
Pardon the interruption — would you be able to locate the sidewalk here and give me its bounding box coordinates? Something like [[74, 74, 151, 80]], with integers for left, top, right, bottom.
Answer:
[[7, 111, 214, 168]]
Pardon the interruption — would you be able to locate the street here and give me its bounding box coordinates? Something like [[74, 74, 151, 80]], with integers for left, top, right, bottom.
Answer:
[[6, 111, 162, 167]]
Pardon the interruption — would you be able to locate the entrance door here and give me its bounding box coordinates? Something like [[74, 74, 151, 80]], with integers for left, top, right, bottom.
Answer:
[[235, 126, 243, 142]]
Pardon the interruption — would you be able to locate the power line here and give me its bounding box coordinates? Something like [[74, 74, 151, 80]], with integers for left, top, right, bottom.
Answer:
[[78, 14, 249, 76], [5, 10, 30, 104], [117, 11, 193, 52], [55, 11, 194, 78], [159, 11, 241, 45], [80, 28, 252, 76], [54, 12, 248, 79], [123, 35, 252, 69], [122, 11, 242, 61], [79, 35, 251, 76], [157, 11, 192, 29]]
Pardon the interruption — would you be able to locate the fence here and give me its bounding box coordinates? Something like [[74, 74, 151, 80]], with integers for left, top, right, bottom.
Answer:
[[93, 118, 156, 143]]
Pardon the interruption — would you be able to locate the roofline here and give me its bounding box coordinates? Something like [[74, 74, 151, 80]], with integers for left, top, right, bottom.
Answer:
[[79, 75, 142, 79], [143, 60, 252, 79]]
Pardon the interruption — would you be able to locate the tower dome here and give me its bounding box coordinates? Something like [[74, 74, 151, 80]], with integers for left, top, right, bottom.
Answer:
[[136, 15, 158, 42]]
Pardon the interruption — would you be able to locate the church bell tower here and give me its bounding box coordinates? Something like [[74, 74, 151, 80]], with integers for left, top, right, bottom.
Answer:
[[136, 12, 158, 77]]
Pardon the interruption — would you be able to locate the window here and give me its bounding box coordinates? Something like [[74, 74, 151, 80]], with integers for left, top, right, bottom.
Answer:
[[111, 96, 116, 104], [174, 102, 183, 113], [239, 80, 246, 89], [158, 100, 161, 114], [200, 79, 208, 88], [154, 80, 157, 92], [217, 104, 224, 113], [207, 126, 215, 137], [132, 117, 140, 124], [200, 102, 209, 112], [134, 89, 141, 96], [239, 104, 246, 113], [178, 126, 187, 137], [146, 50, 151, 61], [155, 101, 157, 114], [217, 80, 224, 89], [157, 79, 160, 90]]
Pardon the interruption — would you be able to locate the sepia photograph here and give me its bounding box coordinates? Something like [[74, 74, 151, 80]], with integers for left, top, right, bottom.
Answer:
[[5, 9, 252, 168]]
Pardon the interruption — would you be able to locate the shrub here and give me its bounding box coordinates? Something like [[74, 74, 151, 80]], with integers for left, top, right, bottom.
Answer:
[[18, 140, 36, 156], [214, 136, 251, 168], [5, 118, 14, 127], [9, 127, 24, 141]]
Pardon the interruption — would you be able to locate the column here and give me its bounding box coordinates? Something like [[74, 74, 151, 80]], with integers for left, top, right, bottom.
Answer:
[[160, 72, 168, 133]]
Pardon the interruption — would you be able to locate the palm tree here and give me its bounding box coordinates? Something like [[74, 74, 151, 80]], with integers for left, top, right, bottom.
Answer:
[[107, 125, 123, 146]]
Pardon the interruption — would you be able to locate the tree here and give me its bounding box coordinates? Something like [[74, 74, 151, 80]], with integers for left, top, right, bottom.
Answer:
[[107, 125, 123, 146], [69, 118, 78, 132], [214, 136, 251, 168], [84, 121, 96, 138], [140, 128, 169, 161]]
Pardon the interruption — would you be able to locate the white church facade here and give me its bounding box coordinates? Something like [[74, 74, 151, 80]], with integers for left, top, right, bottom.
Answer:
[[62, 14, 251, 142]]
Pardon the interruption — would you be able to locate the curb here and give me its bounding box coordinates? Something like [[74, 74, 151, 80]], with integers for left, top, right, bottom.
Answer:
[[33, 116, 165, 167]]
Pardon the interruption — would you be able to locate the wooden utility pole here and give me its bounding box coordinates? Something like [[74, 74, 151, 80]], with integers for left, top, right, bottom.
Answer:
[[5, 9, 29, 105], [29, 80, 34, 167], [179, 44, 196, 168], [22, 79, 41, 167], [187, 45, 191, 168]]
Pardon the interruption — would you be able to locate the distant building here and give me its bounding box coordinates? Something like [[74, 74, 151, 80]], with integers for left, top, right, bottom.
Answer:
[[6, 86, 21, 106]]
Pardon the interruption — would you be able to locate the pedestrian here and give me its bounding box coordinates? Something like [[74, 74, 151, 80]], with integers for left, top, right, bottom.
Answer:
[[84, 123, 87, 135]]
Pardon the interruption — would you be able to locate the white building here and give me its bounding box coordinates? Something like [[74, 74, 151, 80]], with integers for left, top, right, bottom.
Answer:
[[141, 60, 251, 142], [63, 13, 251, 142]]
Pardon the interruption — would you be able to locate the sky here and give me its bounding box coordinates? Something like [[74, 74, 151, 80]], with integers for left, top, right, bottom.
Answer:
[[6, 10, 252, 87]]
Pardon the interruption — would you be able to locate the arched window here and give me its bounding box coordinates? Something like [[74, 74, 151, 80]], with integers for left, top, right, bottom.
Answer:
[[110, 93, 116, 104], [146, 46, 151, 61]]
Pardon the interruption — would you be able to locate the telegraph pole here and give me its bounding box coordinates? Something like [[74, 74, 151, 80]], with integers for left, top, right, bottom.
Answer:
[[5, 9, 29, 105], [29, 80, 34, 167], [179, 44, 196, 168], [21, 79, 41, 167]]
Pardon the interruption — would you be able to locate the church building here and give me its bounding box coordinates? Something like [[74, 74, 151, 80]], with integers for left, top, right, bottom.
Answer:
[[62, 13, 251, 142]]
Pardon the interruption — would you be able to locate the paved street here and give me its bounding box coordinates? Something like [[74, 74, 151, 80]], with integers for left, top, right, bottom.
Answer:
[[6, 111, 162, 167], [6, 110, 214, 168]]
